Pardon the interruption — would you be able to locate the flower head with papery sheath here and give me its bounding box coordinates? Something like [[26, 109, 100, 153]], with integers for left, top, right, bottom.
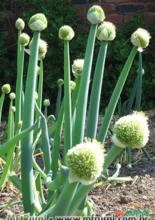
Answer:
[[72, 59, 84, 78], [131, 28, 151, 52], [59, 25, 75, 41], [87, 5, 105, 24], [112, 112, 149, 149], [97, 21, 116, 41], [29, 13, 47, 32], [66, 139, 105, 185]]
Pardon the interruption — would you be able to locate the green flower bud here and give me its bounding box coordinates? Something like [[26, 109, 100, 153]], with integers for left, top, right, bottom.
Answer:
[[131, 28, 151, 52], [15, 18, 25, 31], [97, 21, 116, 41], [66, 139, 105, 185], [69, 81, 76, 90], [11, 106, 16, 112], [38, 39, 48, 59], [72, 59, 84, 78], [9, 92, 16, 100], [59, 25, 75, 41], [19, 33, 30, 46], [57, 78, 64, 86], [87, 5, 105, 24], [18, 120, 23, 129], [112, 112, 149, 149], [43, 99, 50, 107], [28, 13, 47, 32], [1, 84, 11, 94]]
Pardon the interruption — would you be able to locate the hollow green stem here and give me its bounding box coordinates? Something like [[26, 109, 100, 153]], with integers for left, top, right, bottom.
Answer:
[[51, 101, 64, 178], [37, 60, 43, 112], [21, 32, 40, 214], [71, 77, 81, 116], [73, 24, 97, 145], [135, 52, 143, 111], [33, 156, 46, 179], [103, 144, 123, 171], [55, 84, 62, 120], [63, 40, 72, 155], [86, 42, 108, 138], [43, 180, 78, 217], [35, 102, 52, 173], [68, 184, 92, 215], [125, 75, 138, 115], [15, 44, 25, 132], [98, 47, 137, 143], [7, 100, 14, 139]]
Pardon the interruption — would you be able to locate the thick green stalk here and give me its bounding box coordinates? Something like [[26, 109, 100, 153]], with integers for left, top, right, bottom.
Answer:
[[7, 100, 14, 139], [51, 102, 64, 178], [71, 77, 81, 116], [73, 24, 97, 145], [98, 47, 137, 143], [64, 40, 72, 155], [68, 184, 92, 215], [135, 52, 143, 111], [21, 32, 40, 214], [103, 144, 123, 171], [36, 60, 43, 118], [55, 84, 62, 120], [43, 180, 78, 217], [33, 157, 46, 179], [125, 75, 138, 114], [71, 77, 81, 140], [86, 42, 108, 138], [0, 93, 5, 125], [35, 102, 52, 173], [15, 44, 25, 132]]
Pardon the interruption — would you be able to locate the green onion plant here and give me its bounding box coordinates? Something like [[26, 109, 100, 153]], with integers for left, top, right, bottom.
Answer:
[[0, 6, 151, 217]]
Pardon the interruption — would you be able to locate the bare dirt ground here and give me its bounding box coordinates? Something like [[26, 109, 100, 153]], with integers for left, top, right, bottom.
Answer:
[[0, 110, 155, 219]]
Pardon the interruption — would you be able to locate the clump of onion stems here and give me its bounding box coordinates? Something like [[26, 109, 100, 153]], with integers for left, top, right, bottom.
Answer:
[[0, 5, 151, 217]]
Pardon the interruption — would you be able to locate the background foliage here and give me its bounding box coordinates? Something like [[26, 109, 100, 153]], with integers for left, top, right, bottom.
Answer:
[[0, 0, 154, 112]]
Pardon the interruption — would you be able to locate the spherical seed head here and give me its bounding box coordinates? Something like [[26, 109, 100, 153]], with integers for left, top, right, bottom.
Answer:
[[19, 33, 30, 46], [28, 13, 47, 32], [66, 139, 105, 185], [15, 18, 25, 31], [112, 111, 149, 149], [1, 84, 11, 94], [69, 81, 76, 90], [72, 59, 84, 78], [57, 78, 64, 86], [131, 28, 151, 51], [97, 21, 116, 41], [59, 25, 75, 41], [87, 5, 105, 24], [9, 92, 16, 100], [43, 99, 50, 107]]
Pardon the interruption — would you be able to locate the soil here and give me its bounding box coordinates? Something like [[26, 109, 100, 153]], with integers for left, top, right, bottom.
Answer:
[[0, 110, 155, 219]]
